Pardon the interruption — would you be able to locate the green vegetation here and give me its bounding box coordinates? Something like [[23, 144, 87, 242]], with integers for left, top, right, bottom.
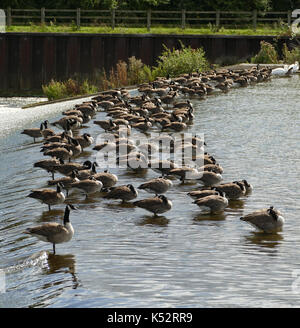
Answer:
[[0, 0, 292, 11], [251, 41, 300, 64], [6, 24, 292, 36], [42, 45, 209, 100], [251, 41, 278, 64], [153, 42, 209, 77]]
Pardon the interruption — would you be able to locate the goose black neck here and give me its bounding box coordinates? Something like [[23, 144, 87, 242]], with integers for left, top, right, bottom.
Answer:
[[64, 206, 70, 224]]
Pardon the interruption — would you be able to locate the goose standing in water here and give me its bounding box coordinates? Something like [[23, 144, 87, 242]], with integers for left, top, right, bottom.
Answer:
[[193, 192, 228, 213], [240, 206, 284, 233], [103, 184, 138, 203], [26, 184, 65, 211], [138, 177, 173, 196], [133, 195, 172, 216], [21, 123, 43, 142], [24, 204, 77, 254]]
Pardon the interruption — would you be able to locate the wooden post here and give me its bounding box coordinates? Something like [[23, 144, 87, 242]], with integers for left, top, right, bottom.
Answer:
[[287, 10, 291, 26], [147, 9, 151, 31], [41, 7, 45, 25], [111, 8, 115, 29], [216, 10, 220, 27], [253, 9, 257, 30], [76, 8, 81, 29], [181, 9, 186, 30], [7, 7, 11, 27]]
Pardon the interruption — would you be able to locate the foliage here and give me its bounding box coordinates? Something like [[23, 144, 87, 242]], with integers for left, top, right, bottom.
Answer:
[[152, 42, 209, 78], [251, 41, 278, 64], [282, 44, 300, 64]]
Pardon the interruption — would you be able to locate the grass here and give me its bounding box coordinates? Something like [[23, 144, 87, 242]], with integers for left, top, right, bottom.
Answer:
[[6, 23, 295, 36]]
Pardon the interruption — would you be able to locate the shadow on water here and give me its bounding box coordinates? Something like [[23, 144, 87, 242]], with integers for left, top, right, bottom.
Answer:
[[135, 215, 170, 226], [193, 212, 227, 222], [243, 231, 284, 250]]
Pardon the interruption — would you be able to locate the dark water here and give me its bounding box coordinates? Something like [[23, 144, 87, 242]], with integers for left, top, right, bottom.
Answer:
[[0, 76, 300, 308]]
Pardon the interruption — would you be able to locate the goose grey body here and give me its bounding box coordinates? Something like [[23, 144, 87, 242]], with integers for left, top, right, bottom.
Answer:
[[240, 206, 284, 233], [70, 176, 103, 196], [194, 193, 228, 213], [104, 184, 138, 202], [133, 195, 172, 216], [138, 177, 173, 195], [33, 158, 60, 179], [215, 181, 246, 200], [21, 125, 42, 142], [187, 189, 219, 200], [93, 171, 118, 188], [24, 204, 76, 254], [27, 184, 65, 210], [197, 171, 222, 187]]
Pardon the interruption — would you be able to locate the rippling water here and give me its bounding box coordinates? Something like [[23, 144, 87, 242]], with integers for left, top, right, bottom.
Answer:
[[1, 77, 300, 308]]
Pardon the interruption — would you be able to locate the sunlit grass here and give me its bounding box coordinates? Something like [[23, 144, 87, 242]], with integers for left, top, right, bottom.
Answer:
[[6, 23, 294, 36]]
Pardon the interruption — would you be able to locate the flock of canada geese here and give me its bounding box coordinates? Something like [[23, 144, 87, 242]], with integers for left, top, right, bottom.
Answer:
[[21, 63, 294, 254]]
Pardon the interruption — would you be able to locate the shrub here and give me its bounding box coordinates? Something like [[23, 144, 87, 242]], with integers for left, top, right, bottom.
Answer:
[[152, 41, 209, 78], [42, 79, 68, 100], [282, 43, 300, 64], [251, 41, 278, 64]]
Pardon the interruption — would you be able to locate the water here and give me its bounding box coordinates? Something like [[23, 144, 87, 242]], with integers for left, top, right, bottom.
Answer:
[[0, 77, 300, 308]]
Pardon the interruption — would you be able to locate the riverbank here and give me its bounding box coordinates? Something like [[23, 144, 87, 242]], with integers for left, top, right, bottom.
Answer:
[[6, 25, 289, 36]]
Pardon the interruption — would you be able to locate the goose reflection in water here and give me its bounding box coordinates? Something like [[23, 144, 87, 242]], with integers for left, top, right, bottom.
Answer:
[[136, 215, 170, 227], [193, 212, 227, 223], [243, 232, 284, 252], [43, 253, 79, 290]]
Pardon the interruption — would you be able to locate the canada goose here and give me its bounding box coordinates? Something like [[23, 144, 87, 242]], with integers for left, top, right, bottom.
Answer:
[[44, 147, 73, 162], [238, 179, 253, 193], [51, 116, 82, 130], [94, 119, 117, 132], [169, 167, 202, 183], [103, 184, 138, 203], [214, 181, 246, 200], [44, 132, 68, 144], [148, 159, 177, 177], [33, 158, 61, 180], [199, 164, 223, 174], [56, 160, 92, 176], [24, 204, 76, 254], [41, 120, 55, 139], [160, 91, 178, 107], [21, 124, 43, 142], [187, 189, 219, 200], [92, 169, 118, 188], [27, 184, 65, 211], [76, 104, 97, 117], [132, 118, 152, 133], [70, 176, 103, 197], [138, 177, 173, 196], [240, 206, 284, 233], [73, 161, 98, 180], [67, 137, 82, 158], [97, 100, 115, 111], [48, 170, 79, 196], [133, 195, 172, 216], [162, 121, 187, 132], [197, 171, 223, 187], [73, 133, 94, 149], [194, 192, 228, 213]]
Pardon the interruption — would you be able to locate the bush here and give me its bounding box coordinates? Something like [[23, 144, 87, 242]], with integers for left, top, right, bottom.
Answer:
[[251, 41, 278, 64], [42, 79, 68, 100], [282, 44, 300, 64], [152, 41, 209, 78]]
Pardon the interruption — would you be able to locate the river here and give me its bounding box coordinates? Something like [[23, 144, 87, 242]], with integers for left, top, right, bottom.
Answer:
[[0, 76, 300, 307]]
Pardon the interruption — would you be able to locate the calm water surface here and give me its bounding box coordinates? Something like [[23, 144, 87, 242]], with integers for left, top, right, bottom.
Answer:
[[0, 77, 300, 308]]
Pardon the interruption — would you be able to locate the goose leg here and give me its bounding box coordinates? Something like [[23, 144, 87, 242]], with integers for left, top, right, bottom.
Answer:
[[53, 243, 56, 255], [48, 204, 51, 211]]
